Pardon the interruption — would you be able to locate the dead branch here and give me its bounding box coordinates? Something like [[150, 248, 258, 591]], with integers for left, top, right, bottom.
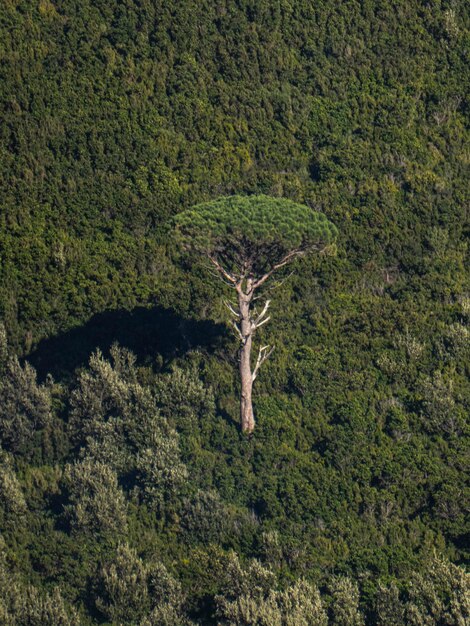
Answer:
[[252, 249, 305, 290], [208, 254, 237, 284], [253, 299, 271, 326], [224, 300, 240, 318], [232, 321, 244, 342], [252, 243, 323, 291], [253, 315, 270, 330], [205, 262, 238, 288], [252, 345, 275, 381]]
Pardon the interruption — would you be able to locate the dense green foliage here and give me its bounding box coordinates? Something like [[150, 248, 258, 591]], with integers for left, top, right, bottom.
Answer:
[[174, 195, 337, 275], [0, 0, 469, 623]]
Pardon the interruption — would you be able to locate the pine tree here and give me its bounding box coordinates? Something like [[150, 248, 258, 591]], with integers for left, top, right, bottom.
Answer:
[[174, 195, 337, 432]]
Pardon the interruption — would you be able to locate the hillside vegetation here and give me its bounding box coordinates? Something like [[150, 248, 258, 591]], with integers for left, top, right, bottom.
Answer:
[[0, 0, 469, 623]]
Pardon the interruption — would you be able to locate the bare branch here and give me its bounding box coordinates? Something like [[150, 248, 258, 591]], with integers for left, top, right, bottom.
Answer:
[[232, 321, 244, 342], [252, 345, 275, 381], [208, 254, 237, 284], [253, 316, 270, 330], [252, 244, 323, 291], [224, 300, 240, 318], [205, 262, 237, 288], [253, 299, 271, 326], [251, 249, 304, 290]]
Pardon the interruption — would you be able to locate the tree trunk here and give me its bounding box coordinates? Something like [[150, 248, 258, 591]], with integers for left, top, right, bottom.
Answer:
[[238, 290, 255, 433]]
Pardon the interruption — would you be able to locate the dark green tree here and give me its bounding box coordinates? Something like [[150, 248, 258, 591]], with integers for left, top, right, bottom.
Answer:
[[174, 195, 337, 433]]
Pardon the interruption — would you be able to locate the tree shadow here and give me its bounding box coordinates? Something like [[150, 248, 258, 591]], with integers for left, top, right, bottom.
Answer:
[[28, 305, 228, 381]]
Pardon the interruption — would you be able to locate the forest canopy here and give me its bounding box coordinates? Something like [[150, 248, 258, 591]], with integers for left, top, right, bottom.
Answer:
[[0, 0, 468, 623]]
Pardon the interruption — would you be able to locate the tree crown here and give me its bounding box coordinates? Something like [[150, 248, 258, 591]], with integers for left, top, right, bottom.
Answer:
[[173, 195, 338, 278]]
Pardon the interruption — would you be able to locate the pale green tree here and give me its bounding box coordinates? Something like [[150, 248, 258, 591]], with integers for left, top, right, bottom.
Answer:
[[95, 542, 191, 626], [155, 365, 216, 432], [0, 538, 80, 626], [328, 577, 365, 626], [95, 542, 152, 623], [375, 582, 405, 626], [136, 428, 188, 513], [405, 556, 470, 625], [0, 449, 27, 519], [70, 346, 187, 513], [215, 553, 328, 625], [63, 457, 128, 535], [12, 587, 81, 626], [0, 355, 51, 454]]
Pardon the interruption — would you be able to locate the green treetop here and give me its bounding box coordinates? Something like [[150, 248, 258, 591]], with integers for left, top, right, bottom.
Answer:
[[174, 194, 338, 282]]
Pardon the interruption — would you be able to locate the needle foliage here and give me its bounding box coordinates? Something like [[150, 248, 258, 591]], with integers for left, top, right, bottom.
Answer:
[[174, 194, 338, 275]]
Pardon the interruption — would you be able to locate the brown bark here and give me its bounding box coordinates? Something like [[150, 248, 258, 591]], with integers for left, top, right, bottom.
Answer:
[[209, 255, 305, 433], [238, 287, 255, 433]]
